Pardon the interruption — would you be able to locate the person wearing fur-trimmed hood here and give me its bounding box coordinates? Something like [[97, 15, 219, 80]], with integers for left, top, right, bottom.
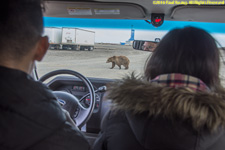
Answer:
[[92, 27, 225, 150]]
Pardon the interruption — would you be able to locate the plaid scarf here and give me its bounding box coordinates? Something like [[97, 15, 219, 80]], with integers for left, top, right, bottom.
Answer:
[[151, 73, 210, 92]]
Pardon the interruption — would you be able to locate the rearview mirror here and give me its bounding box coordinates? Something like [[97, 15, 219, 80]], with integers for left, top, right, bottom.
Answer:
[[132, 40, 159, 52]]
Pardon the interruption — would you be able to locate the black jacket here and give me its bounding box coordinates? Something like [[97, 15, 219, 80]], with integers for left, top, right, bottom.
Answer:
[[93, 76, 225, 150], [0, 66, 90, 150]]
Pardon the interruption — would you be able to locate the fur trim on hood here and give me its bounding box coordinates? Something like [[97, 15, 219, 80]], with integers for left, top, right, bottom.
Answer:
[[106, 74, 225, 132]]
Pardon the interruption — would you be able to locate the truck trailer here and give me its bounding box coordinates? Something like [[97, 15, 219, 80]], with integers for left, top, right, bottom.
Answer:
[[44, 27, 95, 51], [62, 28, 95, 51], [44, 27, 62, 50]]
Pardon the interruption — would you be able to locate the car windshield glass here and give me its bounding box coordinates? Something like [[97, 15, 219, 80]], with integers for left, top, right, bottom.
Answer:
[[37, 17, 225, 85]]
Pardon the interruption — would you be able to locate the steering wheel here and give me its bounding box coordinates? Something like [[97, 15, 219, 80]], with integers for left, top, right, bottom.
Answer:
[[39, 69, 95, 128]]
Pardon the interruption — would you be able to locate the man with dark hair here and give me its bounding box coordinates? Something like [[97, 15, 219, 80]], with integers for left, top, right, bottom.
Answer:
[[0, 0, 90, 149], [142, 41, 157, 51]]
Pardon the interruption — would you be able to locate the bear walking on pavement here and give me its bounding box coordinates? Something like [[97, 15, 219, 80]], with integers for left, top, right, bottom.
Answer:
[[106, 56, 130, 69]]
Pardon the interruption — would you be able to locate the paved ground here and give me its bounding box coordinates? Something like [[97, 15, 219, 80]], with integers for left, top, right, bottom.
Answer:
[[36, 43, 150, 79], [36, 43, 225, 86]]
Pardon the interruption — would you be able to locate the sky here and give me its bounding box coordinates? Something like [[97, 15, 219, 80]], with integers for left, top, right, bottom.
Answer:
[[43, 17, 225, 46]]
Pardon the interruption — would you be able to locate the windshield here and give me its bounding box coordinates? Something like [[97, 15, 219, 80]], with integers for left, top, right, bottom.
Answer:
[[37, 17, 225, 85]]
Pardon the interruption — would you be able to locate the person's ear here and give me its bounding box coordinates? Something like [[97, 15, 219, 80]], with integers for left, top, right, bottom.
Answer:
[[34, 36, 49, 61]]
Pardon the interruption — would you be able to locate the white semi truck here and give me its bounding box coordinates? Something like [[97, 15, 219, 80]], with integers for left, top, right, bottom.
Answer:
[[62, 28, 95, 50], [44, 27, 95, 50]]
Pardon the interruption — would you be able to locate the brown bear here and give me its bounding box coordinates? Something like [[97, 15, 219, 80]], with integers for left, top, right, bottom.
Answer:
[[106, 56, 130, 69]]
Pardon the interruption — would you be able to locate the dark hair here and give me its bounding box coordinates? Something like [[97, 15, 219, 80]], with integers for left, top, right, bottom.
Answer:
[[0, 0, 44, 60], [144, 27, 221, 90]]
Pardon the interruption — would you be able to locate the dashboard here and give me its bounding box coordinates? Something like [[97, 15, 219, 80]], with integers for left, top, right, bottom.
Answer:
[[46, 76, 114, 133]]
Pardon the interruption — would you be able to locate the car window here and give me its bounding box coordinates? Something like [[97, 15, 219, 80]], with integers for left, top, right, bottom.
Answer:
[[36, 17, 225, 86]]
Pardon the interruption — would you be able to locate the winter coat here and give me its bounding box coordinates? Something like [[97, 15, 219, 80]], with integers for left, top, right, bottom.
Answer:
[[93, 75, 225, 150], [0, 66, 90, 150]]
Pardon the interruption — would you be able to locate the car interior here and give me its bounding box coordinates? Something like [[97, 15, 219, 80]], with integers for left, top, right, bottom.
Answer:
[[39, 0, 225, 146]]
